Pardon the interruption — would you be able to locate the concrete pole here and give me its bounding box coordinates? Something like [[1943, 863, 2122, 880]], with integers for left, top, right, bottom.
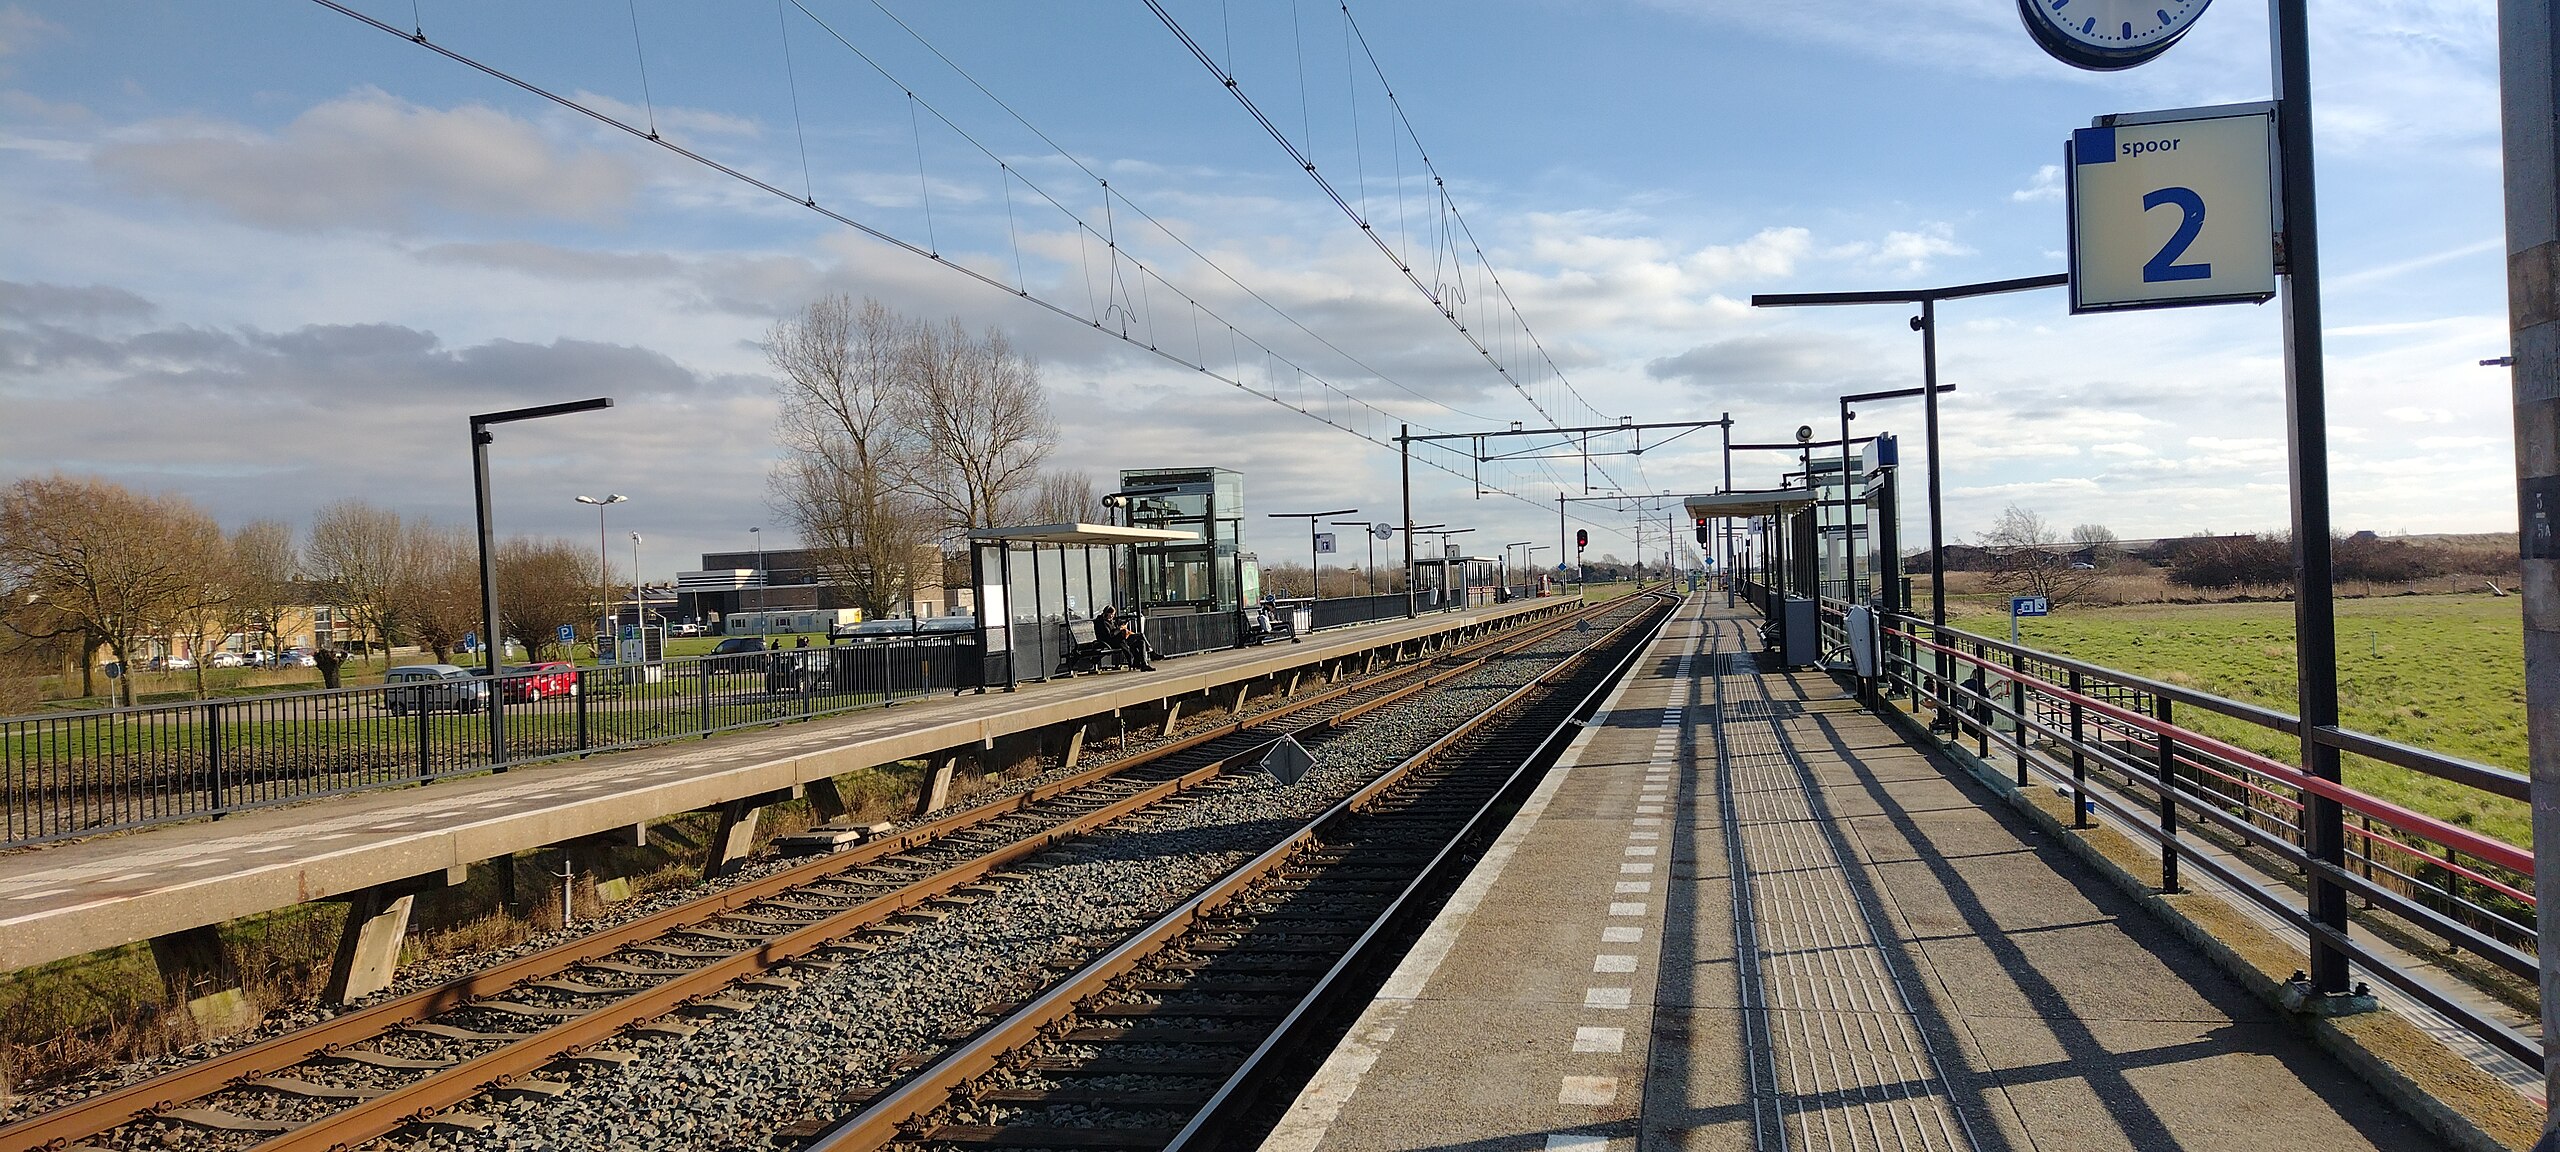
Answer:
[[2495, 0, 2560, 1133]]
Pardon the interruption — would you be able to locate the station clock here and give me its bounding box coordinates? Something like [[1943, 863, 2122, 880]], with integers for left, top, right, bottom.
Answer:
[[2016, 0, 2212, 71]]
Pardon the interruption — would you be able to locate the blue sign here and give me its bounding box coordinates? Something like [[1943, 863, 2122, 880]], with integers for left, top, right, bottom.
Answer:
[[2011, 596, 2051, 618], [557, 624, 577, 644], [461, 631, 478, 652]]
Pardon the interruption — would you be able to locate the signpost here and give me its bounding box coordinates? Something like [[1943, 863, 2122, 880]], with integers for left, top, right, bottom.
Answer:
[[2008, 594, 2049, 644], [2067, 105, 2279, 313], [555, 624, 576, 646]]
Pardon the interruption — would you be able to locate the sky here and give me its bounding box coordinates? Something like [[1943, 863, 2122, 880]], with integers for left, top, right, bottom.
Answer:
[[0, 0, 2513, 582]]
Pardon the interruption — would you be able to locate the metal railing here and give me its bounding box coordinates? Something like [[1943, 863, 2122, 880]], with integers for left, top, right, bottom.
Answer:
[[1861, 611, 2538, 1066], [0, 638, 972, 849]]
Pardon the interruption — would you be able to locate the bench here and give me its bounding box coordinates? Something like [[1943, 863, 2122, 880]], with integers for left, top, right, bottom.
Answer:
[[1058, 619, 1128, 676]]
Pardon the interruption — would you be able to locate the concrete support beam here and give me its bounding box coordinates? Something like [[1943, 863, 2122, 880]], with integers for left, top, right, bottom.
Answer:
[[704, 798, 762, 880], [149, 925, 254, 1035], [914, 755, 960, 817], [806, 776, 852, 823], [321, 888, 416, 1004], [1160, 696, 1185, 738], [1227, 680, 1252, 717], [1062, 722, 1089, 771]]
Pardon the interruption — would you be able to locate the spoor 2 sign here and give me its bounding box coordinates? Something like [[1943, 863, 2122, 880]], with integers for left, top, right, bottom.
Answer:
[[2067, 106, 2277, 313]]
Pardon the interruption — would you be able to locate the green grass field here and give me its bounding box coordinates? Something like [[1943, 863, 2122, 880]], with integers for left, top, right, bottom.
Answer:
[[1953, 594, 2530, 847]]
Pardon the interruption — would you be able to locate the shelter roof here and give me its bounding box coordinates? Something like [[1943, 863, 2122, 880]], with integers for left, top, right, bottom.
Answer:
[[966, 522, 1200, 545], [1683, 490, 1819, 519]]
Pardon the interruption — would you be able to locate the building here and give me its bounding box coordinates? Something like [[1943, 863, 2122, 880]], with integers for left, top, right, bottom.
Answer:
[[673, 545, 968, 633]]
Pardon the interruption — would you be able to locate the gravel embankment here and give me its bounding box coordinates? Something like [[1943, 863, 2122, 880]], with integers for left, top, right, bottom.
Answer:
[[387, 624, 1624, 1152]]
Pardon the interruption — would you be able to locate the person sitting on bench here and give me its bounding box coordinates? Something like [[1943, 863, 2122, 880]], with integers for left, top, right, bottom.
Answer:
[[1095, 605, 1156, 671]]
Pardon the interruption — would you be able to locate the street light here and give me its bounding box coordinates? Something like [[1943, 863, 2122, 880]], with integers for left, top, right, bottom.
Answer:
[[629, 532, 643, 626], [1331, 520, 1379, 598], [748, 527, 763, 611], [474, 397, 613, 768], [1268, 508, 1356, 599], [574, 494, 626, 631]]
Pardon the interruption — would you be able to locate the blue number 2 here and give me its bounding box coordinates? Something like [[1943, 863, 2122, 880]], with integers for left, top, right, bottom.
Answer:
[[2141, 187, 2211, 282]]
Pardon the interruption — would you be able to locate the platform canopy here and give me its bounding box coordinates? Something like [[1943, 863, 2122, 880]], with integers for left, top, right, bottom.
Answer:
[[1683, 490, 1819, 520], [966, 522, 1200, 545]]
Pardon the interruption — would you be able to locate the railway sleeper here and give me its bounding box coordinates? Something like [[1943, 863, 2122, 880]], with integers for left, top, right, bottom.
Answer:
[[1085, 1001, 1292, 1018], [975, 1088, 1210, 1108]]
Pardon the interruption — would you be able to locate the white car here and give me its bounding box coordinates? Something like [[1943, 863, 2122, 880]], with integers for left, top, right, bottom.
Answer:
[[210, 651, 247, 668], [163, 655, 195, 670]]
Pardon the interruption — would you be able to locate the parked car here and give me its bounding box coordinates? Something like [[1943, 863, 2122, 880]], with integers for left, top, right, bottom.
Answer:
[[163, 655, 194, 670], [278, 648, 317, 668], [497, 660, 579, 703], [383, 663, 489, 715], [705, 636, 768, 677], [668, 621, 706, 638], [209, 651, 247, 668]]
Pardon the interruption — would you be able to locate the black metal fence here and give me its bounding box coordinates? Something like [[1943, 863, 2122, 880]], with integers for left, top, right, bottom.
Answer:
[[0, 637, 971, 849], [1858, 611, 2539, 1067]]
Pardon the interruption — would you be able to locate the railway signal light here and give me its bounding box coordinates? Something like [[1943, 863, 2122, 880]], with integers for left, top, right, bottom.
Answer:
[[1575, 529, 1587, 551], [1695, 517, 1710, 545]]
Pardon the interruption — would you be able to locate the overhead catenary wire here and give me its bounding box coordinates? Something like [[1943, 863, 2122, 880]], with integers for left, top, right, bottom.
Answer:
[[1142, 0, 1631, 495], [299, 0, 1632, 527], [846, 0, 1513, 428]]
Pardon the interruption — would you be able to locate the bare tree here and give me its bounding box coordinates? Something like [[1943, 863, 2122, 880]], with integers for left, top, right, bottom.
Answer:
[[0, 475, 228, 704], [769, 295, 935, 620], [2069, 522, 2122, 569], [1980, 503, 2096, 606], [898, 319, 1054, 532], [306, 500, 409, 666], [399, 523, 479, 662], [229, 519, 298, 655], [1024, 469, 1098, 525], [497, 538, 598, 660]]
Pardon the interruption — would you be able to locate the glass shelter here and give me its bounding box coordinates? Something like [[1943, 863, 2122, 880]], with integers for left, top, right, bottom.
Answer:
[[968, 523, 1200, 691]]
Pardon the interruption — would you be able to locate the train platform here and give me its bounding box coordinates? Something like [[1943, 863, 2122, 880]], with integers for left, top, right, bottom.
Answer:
[[1262, 598, 2448, 1152], [0, 597, 1565, 978]]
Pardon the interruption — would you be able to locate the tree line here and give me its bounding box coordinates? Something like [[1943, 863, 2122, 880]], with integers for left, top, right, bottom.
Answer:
[[1, 476, 599, 706]]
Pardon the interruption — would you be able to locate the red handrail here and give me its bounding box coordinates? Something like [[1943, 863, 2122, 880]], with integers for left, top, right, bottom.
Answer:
[[1891, 627, 2535, 883]]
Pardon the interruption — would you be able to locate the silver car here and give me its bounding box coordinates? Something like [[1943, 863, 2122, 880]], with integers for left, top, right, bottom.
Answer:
[[383, 664, 489, 715]]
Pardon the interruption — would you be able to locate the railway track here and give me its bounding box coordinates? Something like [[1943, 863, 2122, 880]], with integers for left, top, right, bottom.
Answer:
[[0, 596, 1649, 1152], [796, 591, 1676, 1152]]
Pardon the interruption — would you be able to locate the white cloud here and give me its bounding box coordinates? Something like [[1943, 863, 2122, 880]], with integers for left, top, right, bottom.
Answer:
[[2383, 406, 2454, 424], [2011, 164, 2062, 204], [92, 88, 641, 231], [0, 6, 55, 58]]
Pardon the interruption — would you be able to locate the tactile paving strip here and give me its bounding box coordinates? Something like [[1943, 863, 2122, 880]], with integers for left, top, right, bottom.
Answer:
[[1707, 619, 1980, 1152]]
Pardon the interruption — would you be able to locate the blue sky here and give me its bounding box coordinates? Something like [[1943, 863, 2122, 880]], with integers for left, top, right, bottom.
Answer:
[[0, 0, 2510, 578]]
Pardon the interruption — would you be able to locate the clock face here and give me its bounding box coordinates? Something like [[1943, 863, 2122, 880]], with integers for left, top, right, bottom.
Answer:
[[2017, 0, 2212, 70]]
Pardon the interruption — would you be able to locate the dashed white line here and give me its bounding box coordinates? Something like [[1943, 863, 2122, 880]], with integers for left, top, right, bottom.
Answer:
[[1572, 1026, 1627, 1054], [1607, 902, 1646, 916], [1592, 954, 1638, 973], [1559, 1076, 1618, 1105], [1601, 925, 1643, 943], [1583, 987, 1632, 1009]]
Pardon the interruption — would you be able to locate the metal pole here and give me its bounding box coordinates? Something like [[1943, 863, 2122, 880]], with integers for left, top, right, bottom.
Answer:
[[1722, 412, 1735, 606], [1400, 425, 1415, 619], [2269, 0, 2348, 998], [1920, 300, 1955, 729], [470, 420, 504, 768], [1558, 493, 1568, 592], [2495, 0, 2560, 1124], [1841, 398, 1857, 603]]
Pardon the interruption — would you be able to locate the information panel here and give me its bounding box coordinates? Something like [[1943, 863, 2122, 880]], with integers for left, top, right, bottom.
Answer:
[[2068, 108, 2278, 313]]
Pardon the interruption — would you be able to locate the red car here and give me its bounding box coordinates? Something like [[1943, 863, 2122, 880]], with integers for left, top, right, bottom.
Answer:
[[499, 661, 579, 702]]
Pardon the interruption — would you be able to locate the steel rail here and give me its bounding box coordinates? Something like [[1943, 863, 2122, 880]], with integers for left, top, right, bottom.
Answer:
[[0, 602, 1594, 1152], [802, 592, 1676, 1152], [0, 597, 1620, 1152]]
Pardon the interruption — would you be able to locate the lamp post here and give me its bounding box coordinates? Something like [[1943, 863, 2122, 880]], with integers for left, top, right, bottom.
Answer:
[[574, 494, 626, 631], [1834, 384, 1954, 607], [476, 398, 614, 768], [1331, 520, 1376, 598], [1753, 273, 2065, 736], [629, 532, 643, 625], [748, 526, 763, 612], [1269, 508, 1356, 599]]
